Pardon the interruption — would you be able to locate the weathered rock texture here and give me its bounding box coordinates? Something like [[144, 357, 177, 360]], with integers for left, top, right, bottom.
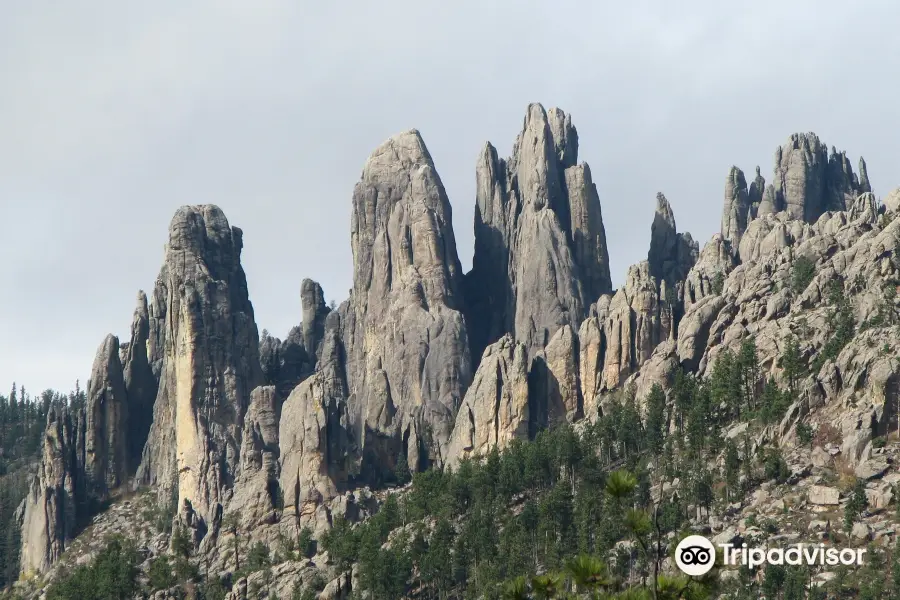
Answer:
[[722, 134, 869, 259], [301, 278, 331, 366], [465, 104, 611, 363], [445, 335, 530, 467], [648, 193, 698, 287], [259, 327, 309, 399], [19, 409, 80, 575], [280, 313, 355, 532], [340, 129, 471, 479], [227, 386, 280, 529], [83, 335, 129, 497], [122, 291, 158, 466], [136, 205, 264, 531]]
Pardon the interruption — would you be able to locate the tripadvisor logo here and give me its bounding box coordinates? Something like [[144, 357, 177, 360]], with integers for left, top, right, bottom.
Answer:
[[675, 535, 716, 576], [675, 534, 868, 577]]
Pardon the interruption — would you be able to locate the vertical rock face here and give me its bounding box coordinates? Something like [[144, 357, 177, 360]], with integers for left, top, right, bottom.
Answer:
[[280, 313, 355, 528], [341, 130, 471, 478], [721, 167, 751, 246], [598, 262, 671, 391], [229, 386, 281, 529], [648, 193, 697, 286], [122, 291, 158, 467], [529, 324, 582, 430], [136, 205, 264, 530], [444, 335, 530, 468], [683, 234, 736, 312], [259, 327, 310, 399], [722, 133, 869, 259], [84, 335, 129, 497], [748, 166, 766, 215], [19, 409, 79, 575], [466, 104, 611, 361], [773, 133, 861, 223], [565, 164, 613, 303], [301, 279, 331, 365]]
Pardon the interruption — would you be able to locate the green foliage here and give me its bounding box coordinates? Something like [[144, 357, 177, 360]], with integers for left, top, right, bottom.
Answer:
[[170, 524, 192, 558], [791, 255, 816, 293], [394, 451, 412, 485], [797, 422, 814, 446], [780, 336, 805, 392], [845, 478, 869, 532], [712, 271, 725, 295], [247, 541, 271, 572], [812, 278, 856, 372], [763, 448, 790, 484], [45, 537, 140, 600], [148, 555, 176, 591]]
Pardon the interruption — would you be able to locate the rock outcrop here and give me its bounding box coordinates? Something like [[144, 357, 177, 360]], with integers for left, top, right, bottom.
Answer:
[[136, 205, 264, 532], [340, 129, 471, 478], [445, 335, 530, 468], [465, 104, 611, 362], [19, 409, 80, 575], [83, 335, 129, 498], [122, 291, 158, 467], [721, 167, 751, 246], [301, 279, 331, 366], [228, 386, 281, 529], [648, 193, 698, 287], [280, 313, 355, 532], [259, 327, 309, 399]]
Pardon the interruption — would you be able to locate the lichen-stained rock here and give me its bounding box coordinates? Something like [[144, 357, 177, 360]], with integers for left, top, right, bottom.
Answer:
[[19, 409, 79, 576], [84, 334, 129, 497], [280, 314, 355, 532], [122, 291, 158, 467], [465, 104, 611, 361], [721, 167, 751, 246], [341, 129, 471, 478], [301, 278, 331, 365], [228, 386, 280, 529], [444, 335, 530, 468], [136, 205, 264, 531]]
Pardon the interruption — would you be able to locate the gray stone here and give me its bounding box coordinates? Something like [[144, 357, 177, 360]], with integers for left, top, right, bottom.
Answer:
[[136, 205, 264, 530]]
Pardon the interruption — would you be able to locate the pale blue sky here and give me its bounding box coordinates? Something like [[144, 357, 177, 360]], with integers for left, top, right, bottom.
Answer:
[[1, 0, 898, 393]]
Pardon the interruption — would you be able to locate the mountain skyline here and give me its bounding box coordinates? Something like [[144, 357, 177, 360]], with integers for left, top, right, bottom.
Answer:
[[3, 0, 899, 393]]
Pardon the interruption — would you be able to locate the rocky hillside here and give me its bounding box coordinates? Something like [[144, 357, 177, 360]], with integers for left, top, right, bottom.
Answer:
[[6, 104, 900, 600]]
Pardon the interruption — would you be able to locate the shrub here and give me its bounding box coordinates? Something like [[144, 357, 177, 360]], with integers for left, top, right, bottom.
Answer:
[[791, 256, 816, 293]]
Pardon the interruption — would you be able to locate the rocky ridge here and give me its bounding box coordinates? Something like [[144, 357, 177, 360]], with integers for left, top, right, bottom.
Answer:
[[15, 103, 900, 600]]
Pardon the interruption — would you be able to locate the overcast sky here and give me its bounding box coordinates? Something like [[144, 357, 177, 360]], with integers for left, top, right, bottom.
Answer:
[[1, 1, 898, 395]]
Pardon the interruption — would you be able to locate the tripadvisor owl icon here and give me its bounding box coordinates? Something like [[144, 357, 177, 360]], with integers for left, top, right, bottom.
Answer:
[[675, 535, 715, 576]]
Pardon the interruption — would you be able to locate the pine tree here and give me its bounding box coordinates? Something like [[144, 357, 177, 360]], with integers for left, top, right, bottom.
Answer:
[[644, 384, 667, 457]]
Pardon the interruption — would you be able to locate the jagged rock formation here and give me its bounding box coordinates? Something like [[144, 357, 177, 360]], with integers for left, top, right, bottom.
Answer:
[[19, 409, 79, 575], [648, 192, 698, 287], [280, 313, 355, 533], [340, 129, 471, 478], [444, 335, 530, 468], [465, 104, 611, 363], [122, 291, 158, 466], [722, 133, 869, 254], [227, 386, 281, 530], [301, 279, 331, 366], [136, 205, 264, 531], [721, 167, 750, 246], [83, 335, 129, 497], [259, 327, 309, 399]]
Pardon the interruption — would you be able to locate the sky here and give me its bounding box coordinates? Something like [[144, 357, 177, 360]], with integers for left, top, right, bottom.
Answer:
[[1, 0, 899, 395]]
